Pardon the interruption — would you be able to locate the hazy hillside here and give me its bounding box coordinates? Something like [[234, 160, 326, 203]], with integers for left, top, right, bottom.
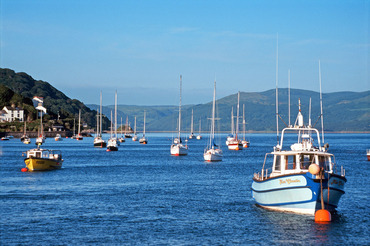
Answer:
[[89, 89, 370, 132], [2, 68, 368, 132]]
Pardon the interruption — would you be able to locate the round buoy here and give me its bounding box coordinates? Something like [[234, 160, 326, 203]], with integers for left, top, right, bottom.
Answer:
[[309, 163, 320, 175], [21, 168, 28, 172], [315, 209, 331, 222]]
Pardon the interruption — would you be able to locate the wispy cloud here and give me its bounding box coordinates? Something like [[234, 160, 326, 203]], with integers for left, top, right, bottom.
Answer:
[[168, 27, 200, 34]]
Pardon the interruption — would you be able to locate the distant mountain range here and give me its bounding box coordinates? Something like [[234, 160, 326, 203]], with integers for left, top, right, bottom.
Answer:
[[89, 89, 370, 133], [1, 68, 368, 132]]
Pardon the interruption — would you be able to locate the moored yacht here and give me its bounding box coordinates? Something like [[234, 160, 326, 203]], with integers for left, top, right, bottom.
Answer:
[[204, 79, 222, 162], [76, 110, 83, 140], [170, 75, 188, 156], [139, 111, 148, 144], [227, 92, 243, 151], [107, 91, 119, 151], [94, 92, 107, 148]]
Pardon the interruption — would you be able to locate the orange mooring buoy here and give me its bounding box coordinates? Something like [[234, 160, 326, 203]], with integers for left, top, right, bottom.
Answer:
[[21, 168, 28, 172], [315, 209, 331, 222]]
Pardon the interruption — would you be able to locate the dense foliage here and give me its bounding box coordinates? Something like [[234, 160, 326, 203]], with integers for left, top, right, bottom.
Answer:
[[0, 68, 110, 130]]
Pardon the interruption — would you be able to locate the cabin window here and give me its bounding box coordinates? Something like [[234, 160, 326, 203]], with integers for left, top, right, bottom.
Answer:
[[319, 156, 330, 171], [300, 154, 314, 169], [285, 155, 297, 170], [36, 152, 41, 158], [274, 155, 281, 172]]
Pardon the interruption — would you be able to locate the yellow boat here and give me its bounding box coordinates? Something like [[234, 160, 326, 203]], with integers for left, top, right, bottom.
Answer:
[[24, 147, 63, 171]]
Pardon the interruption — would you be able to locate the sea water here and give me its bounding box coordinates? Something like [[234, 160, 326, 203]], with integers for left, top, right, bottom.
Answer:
[[1, 133, 369, 245]]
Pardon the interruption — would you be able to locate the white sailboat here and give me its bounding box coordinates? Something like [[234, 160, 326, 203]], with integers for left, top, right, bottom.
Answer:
[[242, 104, 250, 148], [94, 91, 107, 148], [35, 105, 46, 146], [118, 117, 125, 143], [227, 92, 243, 150], [196, 119, 202, 140], [204, 80, 222, 162], [124, 116, 132, 138], [107, 91, 118, 151], [76, 109, 83, 140], [171, 75, 188, 156], [132, 116, 138, 141], [139, 111, 148, 144], [189, 109, 195, 139], [21, 119, 31, 144]]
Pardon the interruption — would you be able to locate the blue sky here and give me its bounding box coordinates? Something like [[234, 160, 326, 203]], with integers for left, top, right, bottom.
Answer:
[[1, 0, 369, 105]]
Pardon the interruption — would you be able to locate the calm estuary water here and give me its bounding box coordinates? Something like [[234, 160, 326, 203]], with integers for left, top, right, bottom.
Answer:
[[1, 133, 369, 245]]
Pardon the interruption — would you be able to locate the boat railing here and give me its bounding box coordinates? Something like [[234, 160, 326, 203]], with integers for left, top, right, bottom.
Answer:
[[253, 167, 273, 181]]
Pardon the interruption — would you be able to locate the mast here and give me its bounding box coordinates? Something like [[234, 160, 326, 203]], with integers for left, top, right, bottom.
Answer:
[[121, 117, 123, 136], [288, 69, 291, 127], [199, 119, 201, 134], [143, 111, 146, 137], [115, 91, 117, 138], [178, 75, 182, 140], [110, 111, 113, 138], [210, 79, 216, 148], [236, 91, 240, 139], [96, 108, 99, 137], [100, 91, 102, 137], [231, 107, 234, 135], [191, 109, 194, 134], [40, 110, 43, 137], [243, 104, 246, 140], [134, 116, 137, 135], [78, 109, 81, 136], [125, 116, 129, 134], [319, 60, 325, 143], [309, 97, 312, 127], [275, 33, 279, 144]]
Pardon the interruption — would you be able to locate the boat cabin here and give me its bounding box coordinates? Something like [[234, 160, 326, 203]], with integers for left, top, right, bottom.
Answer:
[[26, 148, 62, 160], [268, 151, 334, 178]]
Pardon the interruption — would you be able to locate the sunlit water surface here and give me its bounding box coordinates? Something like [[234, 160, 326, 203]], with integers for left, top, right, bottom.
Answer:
[[1, 133, 369, 245]]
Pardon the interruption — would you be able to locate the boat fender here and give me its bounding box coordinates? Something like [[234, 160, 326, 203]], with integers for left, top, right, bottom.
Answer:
[[308, 164, 320, 175], [21, 168, 28, 172]]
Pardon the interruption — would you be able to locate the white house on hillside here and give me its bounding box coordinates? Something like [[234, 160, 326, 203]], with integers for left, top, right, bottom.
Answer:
[[1, 106, 24, 122]]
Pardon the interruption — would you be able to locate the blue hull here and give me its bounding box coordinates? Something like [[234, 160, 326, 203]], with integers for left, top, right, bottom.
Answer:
[[251, 172, 346, 215]]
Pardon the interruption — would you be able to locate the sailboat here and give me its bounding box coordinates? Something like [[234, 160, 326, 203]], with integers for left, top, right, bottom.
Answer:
[[171, 75, 188, 156], [35, 105, 46, 146], [196, 119, 202, 140], [124, 116, 132, 138], [118, 117, 125, 143], [189, 109, 195, 139], [227, 92, 243, 150], [204, 80, 222, 162], [139, 111, 148, 144], [107, 91, 118, 151], [242, 104, 250, 148], [76, 109, 83, 140], [94, 92, 107, 148], [132, 116, 138, 141], [21, 119, 31, 144]]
